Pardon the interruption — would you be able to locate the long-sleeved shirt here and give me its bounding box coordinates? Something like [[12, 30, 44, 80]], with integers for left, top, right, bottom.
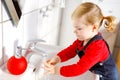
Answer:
[[57, 38, 109, 77]]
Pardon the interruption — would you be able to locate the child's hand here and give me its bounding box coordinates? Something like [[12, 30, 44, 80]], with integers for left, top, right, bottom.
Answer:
[[46, 56, 61, 65], [43, 56, 61, 75], [44, 63, 60, 75]]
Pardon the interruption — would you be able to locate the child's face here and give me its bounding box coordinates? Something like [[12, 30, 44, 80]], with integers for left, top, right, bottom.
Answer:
[[72, 16, 95, 41]]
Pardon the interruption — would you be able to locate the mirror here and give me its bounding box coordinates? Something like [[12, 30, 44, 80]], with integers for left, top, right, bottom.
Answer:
[[1, 0, 21, 27]]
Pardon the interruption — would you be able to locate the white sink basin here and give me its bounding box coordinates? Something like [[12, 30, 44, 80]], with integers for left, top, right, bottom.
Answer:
[[0, 43, 95, 80], [0, 43, 63, 80]]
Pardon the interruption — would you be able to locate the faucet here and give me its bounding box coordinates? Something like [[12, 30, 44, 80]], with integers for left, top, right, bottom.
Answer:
[[13, 39, 47, 73], [27, 39, 46, 50], [24, 39, 47, 58], [23, 39, 48, 73]]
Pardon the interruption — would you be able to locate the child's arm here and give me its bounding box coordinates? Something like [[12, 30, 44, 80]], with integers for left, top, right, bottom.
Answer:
[[59, 40, 109, 77], [57, 39, 81, 62]]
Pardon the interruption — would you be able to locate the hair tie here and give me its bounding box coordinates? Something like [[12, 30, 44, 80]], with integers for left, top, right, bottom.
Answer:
[[103, 16, 105, 19]]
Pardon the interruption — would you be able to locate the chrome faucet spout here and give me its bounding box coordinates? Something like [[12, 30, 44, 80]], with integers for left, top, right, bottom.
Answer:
[[32, 47, 48, 57]]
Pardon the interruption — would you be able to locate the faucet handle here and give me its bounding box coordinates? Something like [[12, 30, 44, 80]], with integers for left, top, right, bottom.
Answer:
[[28, 39, 46, 48], [28, 39, 45, 44]]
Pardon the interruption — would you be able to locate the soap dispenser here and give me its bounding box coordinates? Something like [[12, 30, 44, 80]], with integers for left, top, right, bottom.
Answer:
[[7, 40, 27, 75]]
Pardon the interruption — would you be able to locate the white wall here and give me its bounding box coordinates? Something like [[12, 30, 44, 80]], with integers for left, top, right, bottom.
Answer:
[[58, 0, 81, 47], [21, 0, 62, 45], [0, 1, 18, 64], [0, 0, 62, 64]]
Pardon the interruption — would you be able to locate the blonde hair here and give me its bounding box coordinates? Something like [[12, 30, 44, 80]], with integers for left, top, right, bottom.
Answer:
[[71, 2, 118, 32]]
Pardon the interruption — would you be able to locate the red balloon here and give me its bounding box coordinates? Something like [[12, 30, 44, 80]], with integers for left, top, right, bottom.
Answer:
[[7, 56, 27, 75]]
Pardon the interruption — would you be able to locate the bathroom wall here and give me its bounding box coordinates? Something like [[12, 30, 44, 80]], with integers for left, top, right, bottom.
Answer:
[[0, 1, 18, 65], [19, 0, 62, 45], [0, 1, 2, 65], [0, 0, 62, 65]]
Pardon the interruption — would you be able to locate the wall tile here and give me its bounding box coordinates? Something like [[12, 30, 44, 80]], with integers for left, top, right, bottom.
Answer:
[[3, 6, 10, 22], [22, 0, 39, 14], [0, 23, 2, 64], [0, 1, 1, 22], [2, 21, 16, 60], [25, 11, 39, 40]]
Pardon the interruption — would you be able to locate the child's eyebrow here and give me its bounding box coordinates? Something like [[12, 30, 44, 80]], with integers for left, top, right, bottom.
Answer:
[[74, 25, 83, 28], [74, 26, 80, 28]]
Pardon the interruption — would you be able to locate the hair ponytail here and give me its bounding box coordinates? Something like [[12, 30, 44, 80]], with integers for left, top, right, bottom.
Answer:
[[71, 2, 118, 32], [103, 16, 118, 32]]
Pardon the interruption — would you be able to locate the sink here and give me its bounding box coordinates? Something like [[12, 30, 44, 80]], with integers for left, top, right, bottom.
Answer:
[[0, 43, 63, 80], [24, 43, 96, 80], [0, 43, 96, 80]]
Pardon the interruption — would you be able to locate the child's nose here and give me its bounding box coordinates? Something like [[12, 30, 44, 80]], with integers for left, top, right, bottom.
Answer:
[[74, 29, 77, 33]]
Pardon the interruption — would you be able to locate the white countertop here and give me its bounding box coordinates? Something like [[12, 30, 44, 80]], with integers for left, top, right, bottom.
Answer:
[[0, 63, 36, 80]]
